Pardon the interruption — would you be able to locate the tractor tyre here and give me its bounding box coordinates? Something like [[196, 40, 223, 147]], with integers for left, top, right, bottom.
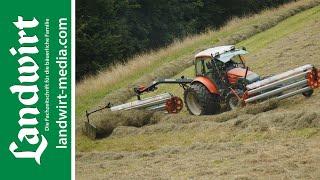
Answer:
[[226, 93, 241, 110], [184, 83, 221, 115]]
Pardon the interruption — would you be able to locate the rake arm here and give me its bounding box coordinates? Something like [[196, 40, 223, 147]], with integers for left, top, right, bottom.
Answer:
[[134, 77, 193, 100]]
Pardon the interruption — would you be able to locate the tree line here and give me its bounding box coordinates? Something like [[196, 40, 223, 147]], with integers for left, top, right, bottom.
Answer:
[[76, 0, 293, 80]]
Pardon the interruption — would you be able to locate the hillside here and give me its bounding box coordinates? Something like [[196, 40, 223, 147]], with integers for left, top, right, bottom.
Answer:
[[76, 1, 320, 179]]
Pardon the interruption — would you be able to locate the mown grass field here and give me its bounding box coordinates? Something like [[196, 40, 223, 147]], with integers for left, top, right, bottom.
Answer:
[[77, 1, 320, 179]]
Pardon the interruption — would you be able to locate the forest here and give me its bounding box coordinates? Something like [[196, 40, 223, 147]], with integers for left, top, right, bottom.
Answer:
[[76, 0, 293, 80]]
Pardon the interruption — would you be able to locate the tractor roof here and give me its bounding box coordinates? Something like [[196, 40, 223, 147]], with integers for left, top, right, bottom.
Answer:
[[195, 45, 235, 58], [195, 45, 248, 63], [216, 49, 248, 63]]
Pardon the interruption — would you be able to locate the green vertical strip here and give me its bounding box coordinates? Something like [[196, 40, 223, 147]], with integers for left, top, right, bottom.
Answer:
[[0, 0, 72, 179]]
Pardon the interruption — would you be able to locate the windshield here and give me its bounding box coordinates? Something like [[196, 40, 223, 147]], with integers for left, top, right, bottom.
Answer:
[[224, 55, 246, 69], [232, 55, 246, 67], [216, 49, 248, 63], [195, 52, 247, 75], [231, 55, 242, 64]]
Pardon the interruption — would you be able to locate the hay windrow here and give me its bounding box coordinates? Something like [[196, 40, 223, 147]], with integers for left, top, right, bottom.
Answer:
[[108, 106, 319, 138], [239, 111, 320, 132], [110, 126, 140, 138], [161, 99, 278, 124], [87, 99, 278, 138], [244, 99, 279, 115], [82, 95, 319, 139], [86, 110, 155, 138]]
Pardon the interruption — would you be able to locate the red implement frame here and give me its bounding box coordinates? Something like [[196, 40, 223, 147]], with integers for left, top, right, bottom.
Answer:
[[307, 68, 320, 89], [165, 96, 183, 113]]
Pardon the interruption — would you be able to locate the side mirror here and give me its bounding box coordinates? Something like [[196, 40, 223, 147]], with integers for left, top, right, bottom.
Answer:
[[210, 53, 220, 59], [242, 47, 247, 51]]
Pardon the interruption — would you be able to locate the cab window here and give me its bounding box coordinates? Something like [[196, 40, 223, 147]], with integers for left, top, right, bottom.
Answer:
[[195, 58, 212, 76], [230, 55, 245, 68]]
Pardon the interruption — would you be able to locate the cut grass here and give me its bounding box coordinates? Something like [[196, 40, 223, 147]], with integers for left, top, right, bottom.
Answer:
[[78, 127, 319, 152], [76, 0, 320, 120], [76, 2, 320, 178], [77, 135, 320, 179], [237, 5, 320, 52]]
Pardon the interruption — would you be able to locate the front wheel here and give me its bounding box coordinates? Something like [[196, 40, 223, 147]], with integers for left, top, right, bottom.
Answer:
[[184, 83, 221, 115], [226, 93, 241, 110], [302, 89, 314, 97]]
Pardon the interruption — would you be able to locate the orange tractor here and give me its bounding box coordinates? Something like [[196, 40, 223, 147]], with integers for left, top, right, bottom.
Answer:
[[86, 45, 320, 120], [133, 45, 319, 115]]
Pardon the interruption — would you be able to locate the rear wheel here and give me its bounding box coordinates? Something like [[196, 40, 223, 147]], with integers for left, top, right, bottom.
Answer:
[[184, 83, 221, 115]]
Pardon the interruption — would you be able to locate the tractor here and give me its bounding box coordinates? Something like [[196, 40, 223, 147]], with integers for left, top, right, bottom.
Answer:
[[132, 45, 318, 115], [184, 45, 259, 115], [85, 45, 320, 119]]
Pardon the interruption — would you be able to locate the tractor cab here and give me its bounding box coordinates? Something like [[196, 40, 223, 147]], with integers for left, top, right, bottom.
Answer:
[[194, 45, 260, 90]]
